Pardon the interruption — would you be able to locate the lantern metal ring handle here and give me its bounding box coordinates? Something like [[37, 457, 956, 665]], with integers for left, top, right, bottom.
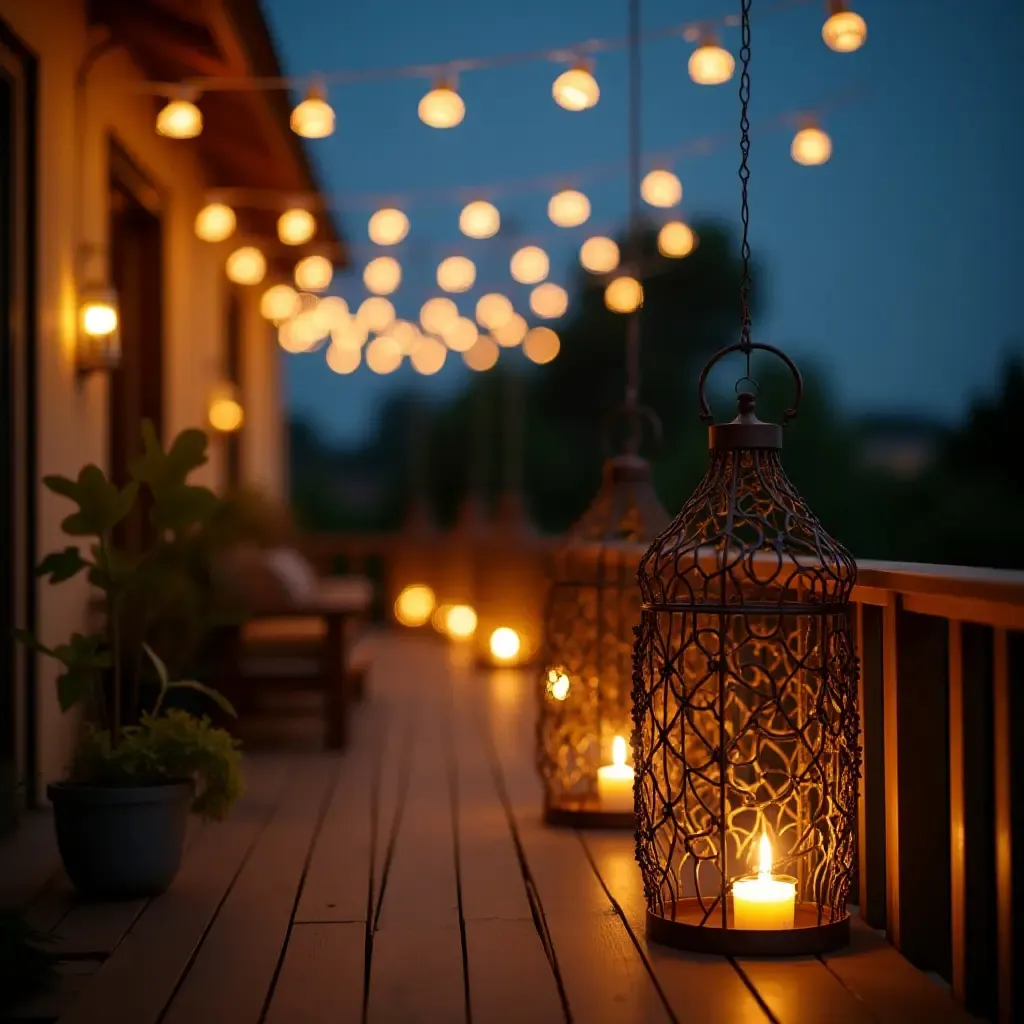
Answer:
[[603, 402, 663, 456], [697, 342, 804, 424]]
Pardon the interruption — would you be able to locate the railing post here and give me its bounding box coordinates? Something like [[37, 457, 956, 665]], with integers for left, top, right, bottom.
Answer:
[[994, 627, 1013, 1024], [883, 596, 902, 949]]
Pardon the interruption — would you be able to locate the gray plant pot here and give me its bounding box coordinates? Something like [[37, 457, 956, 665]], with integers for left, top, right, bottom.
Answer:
[[47, 779, 193, 901]]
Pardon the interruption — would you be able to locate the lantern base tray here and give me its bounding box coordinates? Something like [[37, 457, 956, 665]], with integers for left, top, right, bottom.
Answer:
[[647, 900, 849, 957], [543, 802, 634, 831]]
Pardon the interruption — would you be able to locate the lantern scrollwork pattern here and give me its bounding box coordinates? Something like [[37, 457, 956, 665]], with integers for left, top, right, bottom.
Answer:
[[632, 343, 860, 955]]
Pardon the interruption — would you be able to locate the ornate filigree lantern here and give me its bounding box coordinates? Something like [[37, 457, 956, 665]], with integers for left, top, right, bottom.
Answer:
[[631, 0, 859, 955], [538, 417, 669, 828]]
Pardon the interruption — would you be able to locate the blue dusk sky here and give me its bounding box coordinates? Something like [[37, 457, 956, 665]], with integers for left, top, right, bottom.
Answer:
[[262, 0, 1024, 446]]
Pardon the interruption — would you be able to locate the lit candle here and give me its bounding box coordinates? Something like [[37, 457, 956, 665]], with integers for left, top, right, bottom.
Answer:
[[732, 833, 796, 930], [597, 735, 634, 813]]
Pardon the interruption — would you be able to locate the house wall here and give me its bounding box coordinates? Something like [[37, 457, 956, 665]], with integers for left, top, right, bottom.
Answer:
[[0, 1, 285, 799]]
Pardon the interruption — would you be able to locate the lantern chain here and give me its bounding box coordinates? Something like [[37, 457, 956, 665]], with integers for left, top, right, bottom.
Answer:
[[738, 0, 753, 381]]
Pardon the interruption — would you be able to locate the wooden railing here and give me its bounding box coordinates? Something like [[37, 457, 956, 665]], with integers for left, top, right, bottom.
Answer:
[[303, 528, 1024, 1021]]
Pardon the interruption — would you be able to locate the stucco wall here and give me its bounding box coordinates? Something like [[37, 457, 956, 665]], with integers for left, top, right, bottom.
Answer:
[[0, 1, 284, 798]]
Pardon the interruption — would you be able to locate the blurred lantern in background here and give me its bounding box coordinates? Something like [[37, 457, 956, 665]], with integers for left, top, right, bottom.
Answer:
[[490, 627, 522, 664], [395, 584, 436, 627], [459, 201, 500, 239], [368, 208, 409, 245], [552, 63, 600, 111]]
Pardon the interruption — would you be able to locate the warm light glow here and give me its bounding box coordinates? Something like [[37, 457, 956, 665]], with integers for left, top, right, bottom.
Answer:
[[277, 208, 317, 246], [529, 282, 568, 319], [81, 301, 118, 338], [688, 38, 735, 85], [731, 831, 797, 931], [260, 284, 300, 322], [459, 201, 500, 239], [156, 95, 203, 139], [445, 604, 478, 640], [658, 221, 697, 258], [442, 316, 478, 352], [492, 312, 527, 348], [510, 246, 549, 284], [612, 735, 628, 768], [420, 296, 459, 335], [523, 326, 560, 365], [463, 335, 499, 371], [395, 584, 436, 627], [418, 81, 465, 129], [546, 668, 570, 701], [552, 65, 599, 111], [758, 832, 774, 878], [278, 320, 312, 353], [226, 246, 266, 286], [437, 255, 476, 293], [357, 296, 395, 333], [579, 236, 620, 274], [326, 343, 361, 375], [410, 336, 447, 375], [475, 293, 513, 330], [208, 385, 244, 433], [317, 296, 350, 331], [489, 627, 521, 663], [547, 189, 591, 228], [597, 735, 634, 811], [331, 317, 369, 351], [194, 202, 236, 243], [368, 208, 409, 246], [641, 169, 682, 208], [78, 284, 121, 372], [791, 125, 832, 166], [604, 275, 643, 313], [391, 320, 421, 354], [365, 334, 403, 374], [363, 256, 402, 295], [290, 84, 335, 138], [295, 254, 333, 291], [822, 4, 867, 53]]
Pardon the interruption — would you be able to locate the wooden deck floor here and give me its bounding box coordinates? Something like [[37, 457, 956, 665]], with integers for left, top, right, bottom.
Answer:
[[4, 634, 979, 1023]]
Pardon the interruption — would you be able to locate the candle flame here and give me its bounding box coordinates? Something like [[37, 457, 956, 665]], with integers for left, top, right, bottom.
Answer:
[[757, 832, 773, 880], [612, 735, 627, 768]]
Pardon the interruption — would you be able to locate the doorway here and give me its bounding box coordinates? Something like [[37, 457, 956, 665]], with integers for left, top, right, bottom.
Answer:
[[0, 20, 37, 828], [108, 142, 163, 553]]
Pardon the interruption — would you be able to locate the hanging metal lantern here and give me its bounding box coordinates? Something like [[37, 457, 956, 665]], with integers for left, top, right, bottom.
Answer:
[[631, 341, 859, 955], [537, 408, 669, 828]]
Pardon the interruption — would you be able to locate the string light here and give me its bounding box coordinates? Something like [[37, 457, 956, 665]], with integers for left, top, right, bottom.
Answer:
[[418, 79, 465, 128], [295, 254, 334, 291], [640, 169, 682, 208], [365, 334, 403, 374], [332, 317, 369, 350], [391, 320, 421, 354], [463, 334, 499, 371], [459, 201, 500, 239], [658, 221, 697, 257], [208, 383, 244, 433], [358, 296, 395, 333], [437, 256, 476, 293], [364, 256, 402, 295], [410, 336, 447, 375], [291, 81, 335, 138], [688, 36, 734, 85], [194, 202, 236, 243], [579, 236, 620, 273], [604, 275, 643, 313], [327, 343, 361, 374], [156, 89, 202, 138], [529, 282, 568, 319], [279, 320, 314, 353], [493, 312, 527, 347], [277, 208, 317, 245], [552, 64, 599, 111], [225, 246, 266, 286], [510, 246, 549, 284], [548, 190, 591, 228], [822, 1, 867, 53], [791, 122, 832, 165], [368, 208, 409, 245], [260, 283, 300, 322], [475, 293, 514, 330], [442, 316, 478, 352], [523, 326, 560, 364], [420, 297, 459, 335]]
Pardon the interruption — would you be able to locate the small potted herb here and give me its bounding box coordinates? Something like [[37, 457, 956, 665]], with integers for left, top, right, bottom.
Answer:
[[17, 423, 242, 900]]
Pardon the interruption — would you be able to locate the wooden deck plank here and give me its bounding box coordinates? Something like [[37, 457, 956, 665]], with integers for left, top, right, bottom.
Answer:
[[263, 922, 365, 1024], [735, 956, 875, 1024], [0, 810, 59, 910], [159, 755, 338, 1024], [55, 757, 293, 1024]]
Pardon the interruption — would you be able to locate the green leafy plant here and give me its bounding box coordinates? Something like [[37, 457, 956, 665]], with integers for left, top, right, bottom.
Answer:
[[16, 422, 243, 819]]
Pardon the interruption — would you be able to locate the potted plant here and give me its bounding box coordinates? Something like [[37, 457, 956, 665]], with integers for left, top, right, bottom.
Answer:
[[17, 422, 243, 900]]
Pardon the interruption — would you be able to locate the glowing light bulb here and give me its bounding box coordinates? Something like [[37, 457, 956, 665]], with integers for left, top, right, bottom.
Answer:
[[277, 208, 317, 246], [420, 296, 459, 335], [357, 296, 395, 333], [437, 255, 476, 293], [463, 335, 499, 371], [492, 313, 527, 348], [791, 124, 832, 166], [605, 275, 643, 313], [391, 320, 421, 355], [226, 246, 266, 286], [490, 627, 521, 663], [418, 80, 464, 129], [641, 169, 682, 208], [326, 343, 361, 375], [442, 316, 478, 353], [291, 83, 335, 138], [208, 385, 244, 433], [552, 65, 599, 111], [822, 3, 867, 53], [459, 201, 500, 239], [548, 189, 590, 228], [510, 246, 549, 284], [365, 334, 403, 374], [410, 336, 447, 375], [260, 284, 300, 322], [368, 208, 409, 246], [363, 256, 401, 295], [156, 92, 202, 139], [658, 221, 697, 258], [529, 282, 568, 319], [194, 202, 236, 243], [546, 668, 570, 700], [395, 584, 435, 627], [688, 37, 734, 85], [445, 605, 477, 640], [579, 236, 620, 274], [295, 254, 333, 292], [523, 326, 560, 365], [475, 293, 513, 330]]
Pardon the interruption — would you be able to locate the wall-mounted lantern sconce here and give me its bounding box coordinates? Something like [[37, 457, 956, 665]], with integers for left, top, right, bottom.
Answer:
[[208, 382, 244, 434], [76, 282, 121, 377]]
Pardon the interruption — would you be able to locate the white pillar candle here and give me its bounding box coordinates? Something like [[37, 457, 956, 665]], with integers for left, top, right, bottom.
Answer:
[[732, 833, 796, 930], [596, 735, 634, 813]]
